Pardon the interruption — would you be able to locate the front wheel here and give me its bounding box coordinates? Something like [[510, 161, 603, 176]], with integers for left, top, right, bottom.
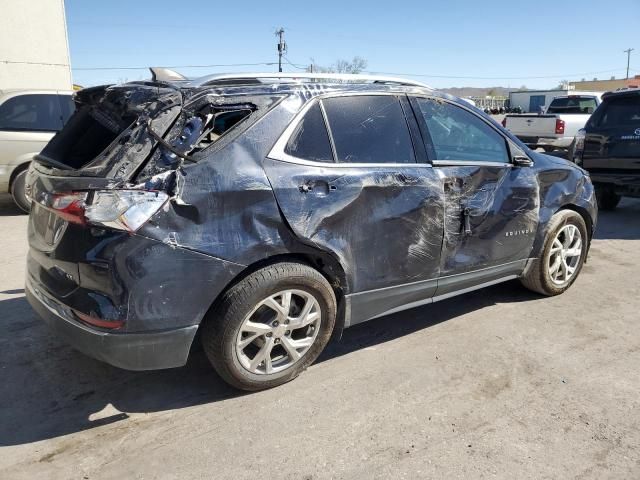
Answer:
[[521, 210, 588, 296], [201, 262, 337, 391]]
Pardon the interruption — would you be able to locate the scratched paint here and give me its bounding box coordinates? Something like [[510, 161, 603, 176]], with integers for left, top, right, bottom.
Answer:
[[25, 80, 597, 337]]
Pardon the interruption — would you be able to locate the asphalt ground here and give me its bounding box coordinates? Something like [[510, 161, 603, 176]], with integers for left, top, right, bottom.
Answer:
[[1, 193, 639, 479]]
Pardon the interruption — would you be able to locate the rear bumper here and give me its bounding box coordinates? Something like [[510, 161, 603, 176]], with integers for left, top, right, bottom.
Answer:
[[26, 275, 198, 370]]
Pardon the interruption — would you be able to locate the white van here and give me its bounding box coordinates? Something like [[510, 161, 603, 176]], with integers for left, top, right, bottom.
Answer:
[[0, 90, 74, 211]]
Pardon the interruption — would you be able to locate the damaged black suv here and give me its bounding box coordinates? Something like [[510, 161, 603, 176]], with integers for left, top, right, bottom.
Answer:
[[26, 73, 597, 391]]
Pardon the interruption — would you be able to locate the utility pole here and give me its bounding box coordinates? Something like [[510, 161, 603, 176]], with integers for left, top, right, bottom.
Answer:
[[624, 48, 634, 79], [275, 28, 286, 73]]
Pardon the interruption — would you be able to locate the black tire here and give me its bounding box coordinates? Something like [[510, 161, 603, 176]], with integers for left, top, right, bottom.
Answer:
[[520, 210, 588, 296], [596, 189, 621, 211], [201, 262, 337, 391], [10, 168, 31, 213], [567, 140, 577, 163]]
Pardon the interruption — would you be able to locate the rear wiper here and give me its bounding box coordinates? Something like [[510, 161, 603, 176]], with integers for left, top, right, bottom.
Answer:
[[33, 154, 74, 170]]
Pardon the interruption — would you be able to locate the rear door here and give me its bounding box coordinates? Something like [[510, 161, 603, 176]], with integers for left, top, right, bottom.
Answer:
[[264, 94, 444, 324], [410, 96, 539, 294], [582, 93, 640, 185]]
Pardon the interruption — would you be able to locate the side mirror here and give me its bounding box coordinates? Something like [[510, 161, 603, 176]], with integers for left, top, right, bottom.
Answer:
[[513, 155, 533, 167]]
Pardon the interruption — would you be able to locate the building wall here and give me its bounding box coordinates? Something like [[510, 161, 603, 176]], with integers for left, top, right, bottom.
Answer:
[[0, 0, 72, 90], [570, 75, 640, 92], [509, 90, 569, 113]]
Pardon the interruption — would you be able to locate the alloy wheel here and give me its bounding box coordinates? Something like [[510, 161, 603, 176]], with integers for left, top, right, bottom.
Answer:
[[235, 289, 321, 374], [548, 224, 583, 286]]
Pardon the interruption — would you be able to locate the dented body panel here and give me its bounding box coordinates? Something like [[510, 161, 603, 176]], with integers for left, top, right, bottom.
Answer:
[[25, 79, 597, 370]]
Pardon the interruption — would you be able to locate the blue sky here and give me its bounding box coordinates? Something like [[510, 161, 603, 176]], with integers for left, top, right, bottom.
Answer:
[[66, 0, 639, 89]]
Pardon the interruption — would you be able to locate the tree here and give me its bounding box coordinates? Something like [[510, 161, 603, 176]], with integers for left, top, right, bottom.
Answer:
[[556, 79, 569, 90], [307, 56, 368, 74]]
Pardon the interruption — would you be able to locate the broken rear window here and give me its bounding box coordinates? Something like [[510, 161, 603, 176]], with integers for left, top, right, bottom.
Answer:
[[40, 107, 137, 170], [183, 106, 254, 155]]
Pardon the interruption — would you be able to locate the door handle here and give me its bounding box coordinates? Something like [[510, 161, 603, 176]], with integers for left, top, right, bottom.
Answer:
[[298, 180, 336, 194], [462, 207, 472, 235]]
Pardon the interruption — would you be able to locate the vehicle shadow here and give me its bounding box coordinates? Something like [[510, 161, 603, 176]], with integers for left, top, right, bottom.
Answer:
[[0, 281, 537, 447], [594, 198, 640, 240], [0, 194, 26, 216]]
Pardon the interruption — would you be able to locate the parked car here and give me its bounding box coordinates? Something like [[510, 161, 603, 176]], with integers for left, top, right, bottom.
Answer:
[[502, 94, 602, 152], [0, 89, 74, 211], [572, 87, 640, 210], [25, 73, 597, 391]]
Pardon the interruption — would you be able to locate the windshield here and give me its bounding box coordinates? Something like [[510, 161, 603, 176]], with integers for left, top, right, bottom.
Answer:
[[547, 97, 598, 114]]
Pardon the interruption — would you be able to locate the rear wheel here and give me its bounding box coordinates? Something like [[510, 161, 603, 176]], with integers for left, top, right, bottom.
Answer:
[[10, 168, 31, 213], [521, 210, 588, 296], [201, 262, 336, 391]]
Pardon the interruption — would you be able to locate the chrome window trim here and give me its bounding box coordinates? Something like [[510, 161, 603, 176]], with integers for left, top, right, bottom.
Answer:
[[268, 92, 433, 168], [431, 160, 514, 168]]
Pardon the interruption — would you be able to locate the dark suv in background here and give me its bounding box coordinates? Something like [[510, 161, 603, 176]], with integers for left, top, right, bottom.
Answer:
[[573, 88, 640, 210], [25, 73, 597, 391]]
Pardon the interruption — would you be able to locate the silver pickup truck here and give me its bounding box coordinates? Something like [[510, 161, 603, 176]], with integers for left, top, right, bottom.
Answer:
[[502, 94, 602, 152]]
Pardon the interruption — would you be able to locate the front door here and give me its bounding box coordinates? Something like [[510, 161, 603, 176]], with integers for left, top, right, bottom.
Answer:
[[410, 96, 539, 294], [264, 94, 444, 324]]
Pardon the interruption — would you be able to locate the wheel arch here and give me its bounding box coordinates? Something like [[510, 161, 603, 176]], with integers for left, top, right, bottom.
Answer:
[[194, 251, 349, 353], [558, 203, 594, 243], [8, 161, 30, 190]]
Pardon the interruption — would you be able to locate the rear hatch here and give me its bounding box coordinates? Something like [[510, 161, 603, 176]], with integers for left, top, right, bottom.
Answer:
[[582, 92, 640, 187], [26, 80, 261, 326]]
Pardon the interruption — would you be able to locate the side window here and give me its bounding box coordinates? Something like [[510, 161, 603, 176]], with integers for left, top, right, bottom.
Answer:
[[284, 102, 334, 163], [322, 95, 415, 164], [59, 95, 76, 125], [416, 98, 509, 163], [0, 94, 63, 132]]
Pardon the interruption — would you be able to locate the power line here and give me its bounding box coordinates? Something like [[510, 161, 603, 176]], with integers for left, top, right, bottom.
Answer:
[[66, 60, 637, 81], [72, 62, 279, 71], [272, 58, 632, 81], [364, 68, 630, 80], [283, 56, 307, 71]]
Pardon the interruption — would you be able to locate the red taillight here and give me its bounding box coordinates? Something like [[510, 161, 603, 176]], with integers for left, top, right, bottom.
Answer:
[[40, 190, 168, 232], [501, 117, 507, 128], [555, 118, 565, 134], [49, 193, 87, 225], [73, 309, 124, 329]]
